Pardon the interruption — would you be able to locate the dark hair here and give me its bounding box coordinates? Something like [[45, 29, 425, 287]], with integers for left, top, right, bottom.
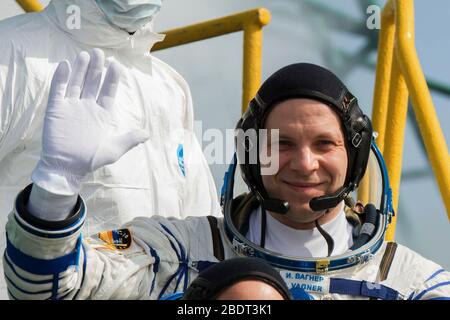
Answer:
[[182, 257, 292, 300]]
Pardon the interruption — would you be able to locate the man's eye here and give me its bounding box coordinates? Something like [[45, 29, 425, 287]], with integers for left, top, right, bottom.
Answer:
[[275, 140, 292, 149], [317, 140, 334, 146]]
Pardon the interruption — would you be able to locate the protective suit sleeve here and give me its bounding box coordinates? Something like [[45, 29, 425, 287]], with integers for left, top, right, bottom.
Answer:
[[168, 65, 220, 218], [3, 184, 214, 300], [183, 130, 221, 217], [0, 33, 53, 164]]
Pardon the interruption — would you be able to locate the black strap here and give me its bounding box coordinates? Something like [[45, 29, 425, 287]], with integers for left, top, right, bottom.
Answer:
[[260, 207, 267, 248], [379, 242, 398, 281], [206, 216, 225, 261], [315, 219, 334, 257], [369, 241, 398, 300]]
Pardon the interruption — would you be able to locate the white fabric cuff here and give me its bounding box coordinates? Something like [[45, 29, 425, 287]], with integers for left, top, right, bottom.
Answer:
[[31, 160, 83, 196], [27, 184, 78, 221]]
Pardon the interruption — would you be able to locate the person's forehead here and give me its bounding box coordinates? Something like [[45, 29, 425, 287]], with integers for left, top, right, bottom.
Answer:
[[265, 98, 342, 127]]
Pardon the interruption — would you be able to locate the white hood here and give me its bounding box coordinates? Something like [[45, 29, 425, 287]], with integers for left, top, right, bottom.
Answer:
[[43, 0, 165, 52]]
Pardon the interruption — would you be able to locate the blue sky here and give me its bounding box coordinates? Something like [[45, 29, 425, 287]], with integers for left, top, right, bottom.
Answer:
[[1, 0, 449, 268]]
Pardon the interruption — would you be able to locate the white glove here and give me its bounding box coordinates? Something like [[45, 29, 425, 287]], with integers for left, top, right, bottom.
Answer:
[[32, 49, 150, 196]]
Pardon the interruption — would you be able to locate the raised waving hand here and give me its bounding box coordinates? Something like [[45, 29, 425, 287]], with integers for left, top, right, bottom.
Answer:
[[32, 49, 149, 195]]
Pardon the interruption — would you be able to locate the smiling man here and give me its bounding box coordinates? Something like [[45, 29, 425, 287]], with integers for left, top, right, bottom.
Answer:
[[262, 98, 349, 228], [245, 98, 354, 258], [3, 61, 449, 300]]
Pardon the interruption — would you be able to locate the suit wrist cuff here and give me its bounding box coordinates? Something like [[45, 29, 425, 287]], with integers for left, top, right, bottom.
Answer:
[[15, 184, 85, 235]]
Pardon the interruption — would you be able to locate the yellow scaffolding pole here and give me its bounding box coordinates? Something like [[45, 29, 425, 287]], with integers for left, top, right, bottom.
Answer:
[[383, 56, 409, 240], [372, 0, 450, 240], [16, 0, 43, 12], [372, 5, 396, 153], [17, 1, 271, 113]]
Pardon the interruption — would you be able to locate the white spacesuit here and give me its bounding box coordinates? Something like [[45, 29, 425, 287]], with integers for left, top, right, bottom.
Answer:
[[3, 61, 449, 300], [0, 0, 220, 299], [3, 180, 450, 300]]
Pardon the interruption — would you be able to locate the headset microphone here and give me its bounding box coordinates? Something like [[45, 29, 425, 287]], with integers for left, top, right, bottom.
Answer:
[[262, 198, 290, 214], [309, 185, 353, 212]]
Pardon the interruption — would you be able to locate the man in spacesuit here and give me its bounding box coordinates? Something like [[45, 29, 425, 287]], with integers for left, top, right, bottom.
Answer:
[[3, 58, 449, 300], [0, 0, 220, 299]]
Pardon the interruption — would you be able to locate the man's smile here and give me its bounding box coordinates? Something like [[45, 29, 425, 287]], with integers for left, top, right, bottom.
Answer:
[[282, 180, 324, 192]]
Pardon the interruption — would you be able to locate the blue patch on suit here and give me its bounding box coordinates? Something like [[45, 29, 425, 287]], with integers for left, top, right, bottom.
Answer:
[[177, 144, 186, 177]]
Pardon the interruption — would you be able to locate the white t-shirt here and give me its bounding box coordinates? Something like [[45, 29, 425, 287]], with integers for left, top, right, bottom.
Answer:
[[246, 204, 354, 258]]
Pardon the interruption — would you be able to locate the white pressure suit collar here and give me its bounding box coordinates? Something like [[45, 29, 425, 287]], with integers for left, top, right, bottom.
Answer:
[[43, 0, 165, 52]]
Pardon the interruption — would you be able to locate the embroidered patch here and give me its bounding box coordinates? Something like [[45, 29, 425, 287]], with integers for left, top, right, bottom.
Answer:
[[98, 229, 132, 251], [279, 270, 330, 295], [177, 144, 186, 177]]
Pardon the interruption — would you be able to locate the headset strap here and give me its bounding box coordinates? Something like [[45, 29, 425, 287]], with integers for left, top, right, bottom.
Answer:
[[369, 241, 398, 300], [379, 242, 398, 281], [206, 216, 225, 261]]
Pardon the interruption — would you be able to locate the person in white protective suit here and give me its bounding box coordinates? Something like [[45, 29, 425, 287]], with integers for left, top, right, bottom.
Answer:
[[3, 60, 450, 300], [0, 0, 220, 299]]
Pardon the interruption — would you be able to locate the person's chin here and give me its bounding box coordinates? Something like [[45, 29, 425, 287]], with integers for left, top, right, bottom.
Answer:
[[283, 209, 323, 228], [288, 203, 322, 218], [284, 192, 323, 209]]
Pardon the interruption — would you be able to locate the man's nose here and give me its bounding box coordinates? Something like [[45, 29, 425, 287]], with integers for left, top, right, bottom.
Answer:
[[289, 147, 319, 173]]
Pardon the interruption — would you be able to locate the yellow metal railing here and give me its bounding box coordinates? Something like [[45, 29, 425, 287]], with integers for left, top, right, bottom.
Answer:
[[16, 0, 271, 113], [16, 0, 42, 12], [151, 9, 271, 112], [372, 0, 450, 240]]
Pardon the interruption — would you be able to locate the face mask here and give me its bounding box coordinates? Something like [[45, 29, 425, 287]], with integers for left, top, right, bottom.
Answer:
[[95, 0, 163, 32]]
